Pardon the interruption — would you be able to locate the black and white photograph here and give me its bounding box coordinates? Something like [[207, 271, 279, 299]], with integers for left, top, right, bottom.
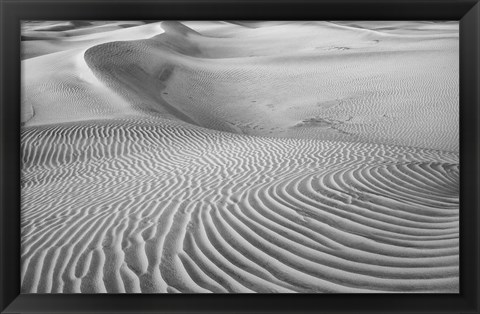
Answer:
[[20, 20, 459, 293]]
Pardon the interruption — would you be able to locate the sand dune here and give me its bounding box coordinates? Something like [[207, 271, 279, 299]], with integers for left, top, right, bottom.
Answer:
[[85, 21, 458, 151], [21, 23, 166, 125], [21, 21, 160, 60], [21, 21, 459, 293]]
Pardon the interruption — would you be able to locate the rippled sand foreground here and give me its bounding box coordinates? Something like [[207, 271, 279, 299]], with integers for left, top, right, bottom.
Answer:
[[21, 21, 459, 293]]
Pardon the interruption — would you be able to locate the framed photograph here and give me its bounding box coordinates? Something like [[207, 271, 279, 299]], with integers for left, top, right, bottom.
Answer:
[[1, 0, 479, 313]]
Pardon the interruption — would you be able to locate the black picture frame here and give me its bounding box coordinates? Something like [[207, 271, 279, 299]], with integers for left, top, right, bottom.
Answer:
[[1, 0, 479, 313]]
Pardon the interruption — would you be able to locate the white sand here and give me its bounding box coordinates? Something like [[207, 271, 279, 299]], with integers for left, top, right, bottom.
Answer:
[[21, 21, 459, 293]]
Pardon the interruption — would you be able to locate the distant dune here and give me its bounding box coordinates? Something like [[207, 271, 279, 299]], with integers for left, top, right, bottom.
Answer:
[[21, 21, 459, 293]]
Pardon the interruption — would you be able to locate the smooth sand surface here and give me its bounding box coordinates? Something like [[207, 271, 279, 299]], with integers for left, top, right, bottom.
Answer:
[[21, 21, 459, 293]]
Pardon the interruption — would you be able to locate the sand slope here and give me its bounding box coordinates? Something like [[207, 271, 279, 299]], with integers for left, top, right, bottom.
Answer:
[[21, 21, 459, 293]]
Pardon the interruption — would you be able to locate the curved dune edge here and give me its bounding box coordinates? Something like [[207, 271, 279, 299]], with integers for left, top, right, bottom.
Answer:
[[83, 21, 459, 151], [21, 119, 458, 293]]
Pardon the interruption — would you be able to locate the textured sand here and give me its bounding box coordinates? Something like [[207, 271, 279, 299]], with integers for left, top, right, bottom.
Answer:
[[21, 21, 459, 293]]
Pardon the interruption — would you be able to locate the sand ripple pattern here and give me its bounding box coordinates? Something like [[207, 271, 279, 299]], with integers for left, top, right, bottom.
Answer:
[[21, 119, 459, 293]]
